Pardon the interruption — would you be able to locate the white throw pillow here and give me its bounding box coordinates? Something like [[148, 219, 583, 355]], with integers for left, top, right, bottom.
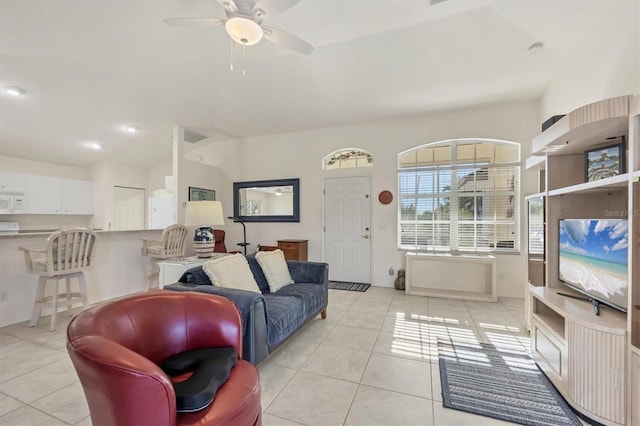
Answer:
[[202, 253, 261, 293], [255, 249, 294, 292]]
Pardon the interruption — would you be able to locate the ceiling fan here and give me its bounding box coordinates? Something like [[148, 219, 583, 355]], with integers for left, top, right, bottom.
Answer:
[[164, 0, 313, 54]]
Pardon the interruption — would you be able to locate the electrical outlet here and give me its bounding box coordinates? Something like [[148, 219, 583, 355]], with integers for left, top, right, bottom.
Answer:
[[499, 272, 505, 280], [0, 291, 8, 303], [389, 268, 394, 276]]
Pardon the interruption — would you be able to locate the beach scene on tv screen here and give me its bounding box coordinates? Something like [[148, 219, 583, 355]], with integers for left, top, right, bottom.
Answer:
[[559, 219, 628, 310]]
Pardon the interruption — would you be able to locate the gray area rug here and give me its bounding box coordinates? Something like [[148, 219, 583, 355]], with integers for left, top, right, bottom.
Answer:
[[328, 281, 370, 292], [438, 339, 581, 426]]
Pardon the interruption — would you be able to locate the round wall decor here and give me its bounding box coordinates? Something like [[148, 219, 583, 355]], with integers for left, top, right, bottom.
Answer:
[[378, 190, 393, 205]]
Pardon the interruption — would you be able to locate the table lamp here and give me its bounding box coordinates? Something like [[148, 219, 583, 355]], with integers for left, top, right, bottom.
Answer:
[[185, 201, 224, 258]]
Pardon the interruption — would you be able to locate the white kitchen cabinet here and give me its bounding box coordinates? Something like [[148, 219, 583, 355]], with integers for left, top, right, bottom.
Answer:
[[25, 175, 94, 214], [61, 179, 93, 214], [0, 171, 26, 191], [26, 175, 61, 214]]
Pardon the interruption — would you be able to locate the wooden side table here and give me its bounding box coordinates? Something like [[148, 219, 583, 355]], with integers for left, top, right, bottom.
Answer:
[[277, 239, 308, 261]]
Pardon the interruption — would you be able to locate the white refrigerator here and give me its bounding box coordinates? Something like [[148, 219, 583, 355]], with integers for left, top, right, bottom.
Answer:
[[148, 191, 175, 229]]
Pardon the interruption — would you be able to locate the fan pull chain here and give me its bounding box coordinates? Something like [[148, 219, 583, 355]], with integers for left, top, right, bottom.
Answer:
[[228, 41, 247, 76], [242, 45, 246, 76]]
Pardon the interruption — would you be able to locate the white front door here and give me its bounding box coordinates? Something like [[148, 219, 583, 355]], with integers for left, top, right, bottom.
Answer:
[[324, 176, 371, 283]]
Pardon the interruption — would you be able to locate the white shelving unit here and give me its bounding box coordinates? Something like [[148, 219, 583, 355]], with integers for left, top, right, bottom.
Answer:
[[547, 173, 628, 196], [527, 95, 637, 426], [628, 94, 640, 426], [531, 288, 626, 425]]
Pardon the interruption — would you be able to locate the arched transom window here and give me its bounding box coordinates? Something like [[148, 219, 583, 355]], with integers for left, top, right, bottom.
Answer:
[[324, 148, 373, 170], [398, 139, 520, 253]]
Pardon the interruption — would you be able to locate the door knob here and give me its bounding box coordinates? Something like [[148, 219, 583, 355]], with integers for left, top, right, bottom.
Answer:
[[361, 235, 369, 239]]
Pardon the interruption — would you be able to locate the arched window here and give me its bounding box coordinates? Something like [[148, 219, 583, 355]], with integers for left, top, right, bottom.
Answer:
[[324, 148, 373, 170], [398, 139, 520, 253]]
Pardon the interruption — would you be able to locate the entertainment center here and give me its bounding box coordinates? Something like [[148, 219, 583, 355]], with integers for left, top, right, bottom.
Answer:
[[526, 94, 640, 426]]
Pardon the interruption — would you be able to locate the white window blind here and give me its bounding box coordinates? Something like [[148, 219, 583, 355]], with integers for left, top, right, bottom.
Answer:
[[527, 196, 544, 256], [398, 140, 520, 253]]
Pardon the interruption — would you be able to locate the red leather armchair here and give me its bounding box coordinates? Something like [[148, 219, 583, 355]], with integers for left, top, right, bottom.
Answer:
[[67, 291, 261, 426]]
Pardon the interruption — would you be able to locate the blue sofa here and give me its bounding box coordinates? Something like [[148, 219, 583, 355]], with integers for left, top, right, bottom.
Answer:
[[164, 255, 328, 365]]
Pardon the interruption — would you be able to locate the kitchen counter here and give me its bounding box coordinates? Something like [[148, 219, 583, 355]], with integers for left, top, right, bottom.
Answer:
[[0, 228, 165, 239], [0, 228, 166, 328]]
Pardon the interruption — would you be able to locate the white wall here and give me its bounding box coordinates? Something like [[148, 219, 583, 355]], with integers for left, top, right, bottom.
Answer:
[[0, 155, 90, 180], [147, 160, 172, 193], [182, 137, 245, 250], [176, 155, 234, 256], [197, 100, 540, 297], [540, 1, 640, 120]]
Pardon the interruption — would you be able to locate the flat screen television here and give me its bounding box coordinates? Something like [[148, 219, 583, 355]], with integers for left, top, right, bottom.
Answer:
[[558, 219, 628, 313]]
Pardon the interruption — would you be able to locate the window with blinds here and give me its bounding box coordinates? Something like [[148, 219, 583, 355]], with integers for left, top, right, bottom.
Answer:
[[527, 196, 544, 256], [398, 140, 520, 253]]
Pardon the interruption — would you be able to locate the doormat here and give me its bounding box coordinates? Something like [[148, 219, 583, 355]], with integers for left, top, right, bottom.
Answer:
[[438, 339, 581, 426], [328, 281, 370, 292]]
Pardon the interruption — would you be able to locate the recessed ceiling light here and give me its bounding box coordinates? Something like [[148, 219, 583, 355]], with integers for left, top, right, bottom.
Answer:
[[123, 125, 140, 134], [84, 142, 102, 150], [2, 86, 26, 96], [528, 42, 543, 55]]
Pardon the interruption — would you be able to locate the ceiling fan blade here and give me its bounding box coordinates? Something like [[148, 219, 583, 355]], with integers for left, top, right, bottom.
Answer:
[[252, 0, 300, 17], [163, 17, 225, 27], [216, 0, 239, 13], [262, 26, 313, 54]]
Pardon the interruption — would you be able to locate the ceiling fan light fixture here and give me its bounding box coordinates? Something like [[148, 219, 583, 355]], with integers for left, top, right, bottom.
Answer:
[[2, 86, 26, 96], [123, 125, 140, 134], [84, 141, 103, 151], [225, 17, 263, 46]]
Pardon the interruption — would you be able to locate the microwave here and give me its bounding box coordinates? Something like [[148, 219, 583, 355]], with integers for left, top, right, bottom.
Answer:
[[0, 191, 26, 214]]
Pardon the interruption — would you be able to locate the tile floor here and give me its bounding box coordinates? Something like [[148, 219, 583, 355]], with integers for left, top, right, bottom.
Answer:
[[0, 287, 531, 426]]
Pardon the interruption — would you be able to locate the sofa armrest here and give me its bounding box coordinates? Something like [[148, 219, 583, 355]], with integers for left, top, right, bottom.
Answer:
[[287, 261, 329, 286], [189, 286, 269, 365], [178, 266, 212, 285]]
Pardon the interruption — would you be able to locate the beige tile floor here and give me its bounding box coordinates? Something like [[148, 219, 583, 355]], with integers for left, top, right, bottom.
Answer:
[[0, 288, 530, 426]]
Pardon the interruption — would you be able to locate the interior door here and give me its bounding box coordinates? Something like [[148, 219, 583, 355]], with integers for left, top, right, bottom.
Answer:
[[324, 176, 371, 283], [113, 186, 145, 230]]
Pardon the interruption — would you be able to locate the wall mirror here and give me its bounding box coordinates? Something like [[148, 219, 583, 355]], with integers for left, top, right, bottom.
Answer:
[[233, 178, 300, 222]]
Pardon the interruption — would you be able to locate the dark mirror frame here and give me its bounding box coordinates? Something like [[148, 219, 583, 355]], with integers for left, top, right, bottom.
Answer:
[[233, 178, 300, 222]]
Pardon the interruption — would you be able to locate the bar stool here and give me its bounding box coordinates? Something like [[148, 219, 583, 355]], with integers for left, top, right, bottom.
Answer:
[[141, 224, 188, 290], [19, 228, 97, 331]]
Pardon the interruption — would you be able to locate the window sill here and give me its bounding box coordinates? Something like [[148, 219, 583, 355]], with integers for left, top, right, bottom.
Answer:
[[398, 247, 521, 256]]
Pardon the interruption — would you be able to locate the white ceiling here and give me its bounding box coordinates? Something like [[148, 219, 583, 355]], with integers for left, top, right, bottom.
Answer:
[[0, 0, 624, 167]]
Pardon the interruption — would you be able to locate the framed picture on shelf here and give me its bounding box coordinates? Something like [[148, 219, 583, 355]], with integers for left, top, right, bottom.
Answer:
[[584, 139, 625, 182], [188, 187, 215, 201]]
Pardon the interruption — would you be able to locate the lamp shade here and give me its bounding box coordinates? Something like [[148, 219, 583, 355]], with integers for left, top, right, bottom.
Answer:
[[185, 201, 224, 226], [225, 17, 263, 46]]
